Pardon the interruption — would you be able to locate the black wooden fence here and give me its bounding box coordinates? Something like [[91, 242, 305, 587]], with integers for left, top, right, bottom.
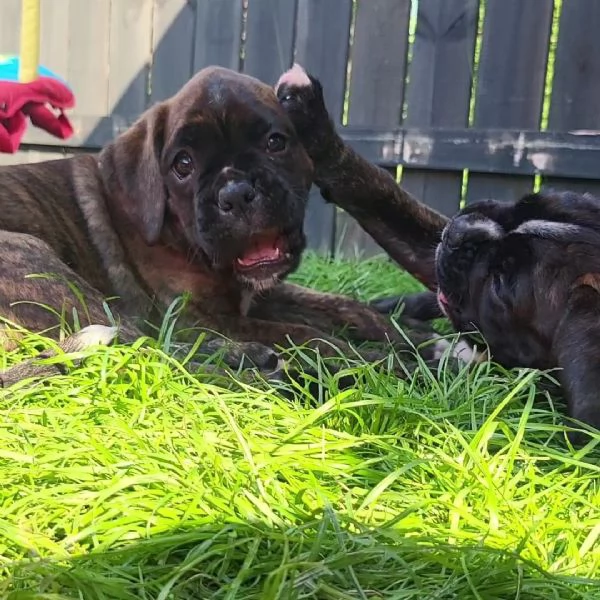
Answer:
[[3, 0, 600, 258]]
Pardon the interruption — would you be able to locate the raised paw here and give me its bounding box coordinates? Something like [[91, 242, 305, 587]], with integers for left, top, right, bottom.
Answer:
[[430, 335, 489, 369], [275, 64, 338, 162]]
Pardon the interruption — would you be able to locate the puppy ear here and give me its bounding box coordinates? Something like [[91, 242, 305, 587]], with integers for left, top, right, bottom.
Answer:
[[99, 102, 169, 245], [553, 274, 600, 445]]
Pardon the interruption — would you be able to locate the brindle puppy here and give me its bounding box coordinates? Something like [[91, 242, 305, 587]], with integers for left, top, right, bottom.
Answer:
[[0, 66, 439, 385]]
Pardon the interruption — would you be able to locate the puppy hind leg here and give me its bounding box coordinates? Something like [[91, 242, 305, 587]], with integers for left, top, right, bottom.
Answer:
[[0, 231, 141, 386], [0, 324, 119, 387]]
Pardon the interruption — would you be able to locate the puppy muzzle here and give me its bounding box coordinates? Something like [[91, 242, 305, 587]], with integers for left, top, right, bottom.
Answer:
[[436, 213, 504, 313]]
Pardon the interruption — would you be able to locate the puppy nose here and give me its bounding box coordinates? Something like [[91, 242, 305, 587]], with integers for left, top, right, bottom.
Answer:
[[218, 181, 256, 213]]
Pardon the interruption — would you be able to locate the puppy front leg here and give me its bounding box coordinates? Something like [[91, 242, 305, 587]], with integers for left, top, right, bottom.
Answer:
[[249, 281, 437, 345], [553, 277, 600, 445], [276, 66, 447, 290], [197, 313, 370, 361], [370, 290, 444, 321]]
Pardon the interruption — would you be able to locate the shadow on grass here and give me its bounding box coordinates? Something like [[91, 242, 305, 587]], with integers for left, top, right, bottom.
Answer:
[[4, 514, 600, 600], [0, 337, 599, 600]]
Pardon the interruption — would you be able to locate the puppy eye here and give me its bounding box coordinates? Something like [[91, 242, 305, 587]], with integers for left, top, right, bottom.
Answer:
[[172, 151, 194, 179], [266, 133, 287, 153]]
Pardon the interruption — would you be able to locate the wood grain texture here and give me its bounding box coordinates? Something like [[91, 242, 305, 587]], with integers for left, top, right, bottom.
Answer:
[[295, 0, 353, 254], [336, 0, 411, 258], [402, 0, 479, 216], [466, 0, 553, 204]]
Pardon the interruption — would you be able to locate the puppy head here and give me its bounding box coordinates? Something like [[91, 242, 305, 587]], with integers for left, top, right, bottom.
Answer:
[[99, 66, 314, 291], [435, 192, 600, 369]]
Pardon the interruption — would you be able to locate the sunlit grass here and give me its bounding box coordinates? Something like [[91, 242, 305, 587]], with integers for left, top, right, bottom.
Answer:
[[0, 252, 599, 599]]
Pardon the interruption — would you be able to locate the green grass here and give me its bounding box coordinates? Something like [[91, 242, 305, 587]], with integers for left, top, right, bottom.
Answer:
[[1, 252, 600, 599]]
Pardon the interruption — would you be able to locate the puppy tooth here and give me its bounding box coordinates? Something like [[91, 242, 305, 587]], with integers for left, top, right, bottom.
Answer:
[[61, 324, 119, 352], [275, 63, 310, 92]]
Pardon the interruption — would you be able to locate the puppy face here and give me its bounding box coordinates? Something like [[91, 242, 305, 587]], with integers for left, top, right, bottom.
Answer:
[[435, 192, 600, 369], [101, 67, 314, 292]]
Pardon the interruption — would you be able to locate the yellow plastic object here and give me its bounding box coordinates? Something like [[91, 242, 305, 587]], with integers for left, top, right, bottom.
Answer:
[[18, 0, 40, 83]]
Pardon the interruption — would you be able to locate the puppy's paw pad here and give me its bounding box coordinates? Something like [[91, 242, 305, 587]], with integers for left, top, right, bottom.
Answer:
[[275, 63, 311, 93], [275, 65, 323, 113]]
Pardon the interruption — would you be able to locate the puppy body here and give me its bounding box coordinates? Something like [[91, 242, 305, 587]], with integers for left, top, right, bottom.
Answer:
[[0, 66, 437, 384], [434, 191, 600, 439]]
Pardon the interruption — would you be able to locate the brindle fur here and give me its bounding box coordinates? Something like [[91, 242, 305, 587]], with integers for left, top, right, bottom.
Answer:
[[0, 67, 437, 386], [275, 66, 448, 291]]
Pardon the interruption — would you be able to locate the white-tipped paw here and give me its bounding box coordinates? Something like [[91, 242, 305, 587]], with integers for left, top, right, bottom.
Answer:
[[275, 63, 311, 94], [433, 336, 488, 366]]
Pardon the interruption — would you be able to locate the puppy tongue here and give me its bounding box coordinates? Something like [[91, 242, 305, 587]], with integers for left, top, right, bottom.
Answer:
[[437, 290, 450, 310], [237, 237, 281, 267]]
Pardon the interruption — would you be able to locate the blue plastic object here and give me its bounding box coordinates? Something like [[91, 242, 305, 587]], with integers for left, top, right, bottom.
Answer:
[[0, 55, 68, 85]]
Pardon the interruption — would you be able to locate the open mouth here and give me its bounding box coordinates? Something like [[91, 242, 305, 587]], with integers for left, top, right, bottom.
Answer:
[[234, 232, 292, 273], [437, 289, 449, 316]]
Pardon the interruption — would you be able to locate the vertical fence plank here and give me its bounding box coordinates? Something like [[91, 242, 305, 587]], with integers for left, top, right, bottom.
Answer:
[[243, 0, 297, 85], [295, 0, 352, 254], [107, 0, 153, 117], [466, 0, 553, 204], [150, 0, 196, 103], [0, 0, 22, 55], [67, 0, 111, 117], [346, 0, 410, 127], [193, 0, 243, 71], [543, 1, 600, 196], [335, 0, 411, 258], [402, 0, 479, 216], [39, 0, 70, 80]]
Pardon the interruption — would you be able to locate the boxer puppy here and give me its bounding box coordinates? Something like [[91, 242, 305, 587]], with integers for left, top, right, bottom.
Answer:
[[276, 65, 599, 443], [435, 191, 600, 443], [0, 66, 438, 385]]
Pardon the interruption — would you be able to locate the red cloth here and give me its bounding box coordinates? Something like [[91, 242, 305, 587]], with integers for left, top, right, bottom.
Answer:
[[0, 76, 74, 153]]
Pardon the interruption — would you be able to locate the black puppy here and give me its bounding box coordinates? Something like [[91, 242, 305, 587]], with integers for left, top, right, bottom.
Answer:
[[434, 192, 600, 439], [374, 192, 600, 443]]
